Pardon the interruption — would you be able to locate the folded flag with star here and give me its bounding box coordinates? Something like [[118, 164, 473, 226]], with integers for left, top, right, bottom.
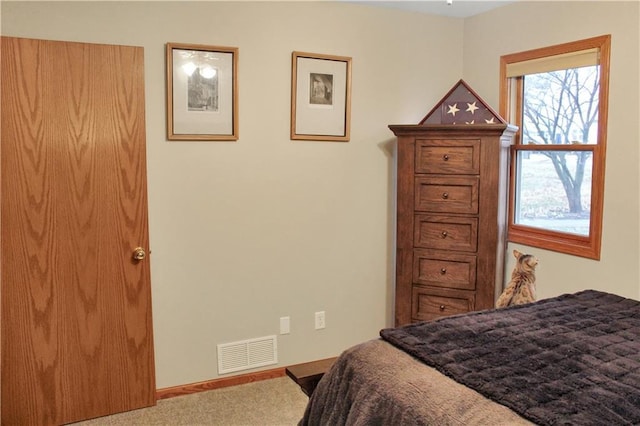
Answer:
[[420, 79, 506, 126], [440, 100, 497, 124]]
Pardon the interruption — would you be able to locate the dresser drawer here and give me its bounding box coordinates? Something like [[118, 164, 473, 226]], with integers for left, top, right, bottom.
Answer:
[[415, 139, 480, 175], [414, 176, 479, 214], [412, 286, 475, 321], [414, 215, 478, 252], [413, 249, 476, 290]]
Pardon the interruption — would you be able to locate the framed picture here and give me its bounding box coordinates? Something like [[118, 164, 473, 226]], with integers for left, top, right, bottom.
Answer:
[[166, 42, 239, 141], [291, 52, 352, 142]]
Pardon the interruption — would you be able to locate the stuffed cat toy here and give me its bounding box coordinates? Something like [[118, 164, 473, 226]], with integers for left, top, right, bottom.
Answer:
[[495, 249, 538, 308]]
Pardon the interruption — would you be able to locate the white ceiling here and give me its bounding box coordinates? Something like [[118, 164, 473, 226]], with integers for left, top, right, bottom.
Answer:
[[352, 1, 514, 19]]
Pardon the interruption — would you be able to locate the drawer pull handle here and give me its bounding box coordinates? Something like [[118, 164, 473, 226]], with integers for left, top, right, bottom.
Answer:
[[440, 268, 447, 275], [442, 192, 449, 199], [439, 305, 445, 311], [443, 154, 449, 161], [441, 231, 448, 238]]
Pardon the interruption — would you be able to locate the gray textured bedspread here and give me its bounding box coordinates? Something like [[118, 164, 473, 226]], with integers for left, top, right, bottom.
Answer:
[[380, 290, 640, 425]]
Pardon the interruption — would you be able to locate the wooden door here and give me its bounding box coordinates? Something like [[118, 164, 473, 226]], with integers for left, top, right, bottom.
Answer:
[[1, 37, 155, 425]]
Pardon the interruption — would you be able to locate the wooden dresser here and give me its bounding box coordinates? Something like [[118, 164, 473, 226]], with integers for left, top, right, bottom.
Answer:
[[389, 80, 517, 326]]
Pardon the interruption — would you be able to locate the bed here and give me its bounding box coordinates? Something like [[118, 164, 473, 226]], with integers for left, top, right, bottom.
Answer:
[[300, 290, 640, 425]]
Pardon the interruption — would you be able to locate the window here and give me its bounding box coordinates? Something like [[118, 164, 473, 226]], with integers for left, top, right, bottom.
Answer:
[[499, 35, 610, 260]]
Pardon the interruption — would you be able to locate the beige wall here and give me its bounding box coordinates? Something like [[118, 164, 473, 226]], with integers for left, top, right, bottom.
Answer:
[[1, 1, 463, 388], [2, 1, 638, 390], [463, 1, 640, 300]]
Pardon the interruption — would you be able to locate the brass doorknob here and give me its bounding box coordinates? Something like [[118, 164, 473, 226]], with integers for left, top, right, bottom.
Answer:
[[132, 247, 146, 261]]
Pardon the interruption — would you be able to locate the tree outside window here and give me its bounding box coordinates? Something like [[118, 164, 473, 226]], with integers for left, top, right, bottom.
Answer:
[[500, 35, 610, 259]]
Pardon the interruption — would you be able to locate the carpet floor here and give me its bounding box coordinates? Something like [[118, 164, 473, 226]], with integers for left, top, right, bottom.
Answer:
[[72, 377, 308, 425]]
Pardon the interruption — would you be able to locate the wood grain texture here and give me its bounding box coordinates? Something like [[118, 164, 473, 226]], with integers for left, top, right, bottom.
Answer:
[[2, 37, 154, 425], [415, 139, 480, 175], [286, 357, 337, 397], [411, 286, 475, 321], [414, 215, 478, 252], [156, 368, 287, 400], [414, 176, 479, 214], [413, 249, 477, 290], [392, 134, 415, 326], [389, 124, 515, 326]]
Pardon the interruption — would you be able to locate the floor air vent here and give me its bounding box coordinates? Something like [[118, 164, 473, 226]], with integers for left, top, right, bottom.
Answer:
[[217, 335, 278, 374]]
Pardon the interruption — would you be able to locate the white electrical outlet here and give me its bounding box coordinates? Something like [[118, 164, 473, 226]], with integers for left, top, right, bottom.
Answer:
[[315, 311, 326, 330], [280, 316, 290, 334]]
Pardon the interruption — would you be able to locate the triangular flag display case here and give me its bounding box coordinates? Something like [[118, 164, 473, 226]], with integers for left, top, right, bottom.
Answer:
[[389, 80, 517, 327], [420, 79, 506, 125]]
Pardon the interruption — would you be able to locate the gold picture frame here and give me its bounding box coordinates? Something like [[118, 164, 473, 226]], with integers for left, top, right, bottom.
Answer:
[[166, 42, 239, 141], [291, 51, 352, 142]]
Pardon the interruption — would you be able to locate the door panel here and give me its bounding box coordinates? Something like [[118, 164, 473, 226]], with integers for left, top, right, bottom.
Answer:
[[1, 36, 155, 425]]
